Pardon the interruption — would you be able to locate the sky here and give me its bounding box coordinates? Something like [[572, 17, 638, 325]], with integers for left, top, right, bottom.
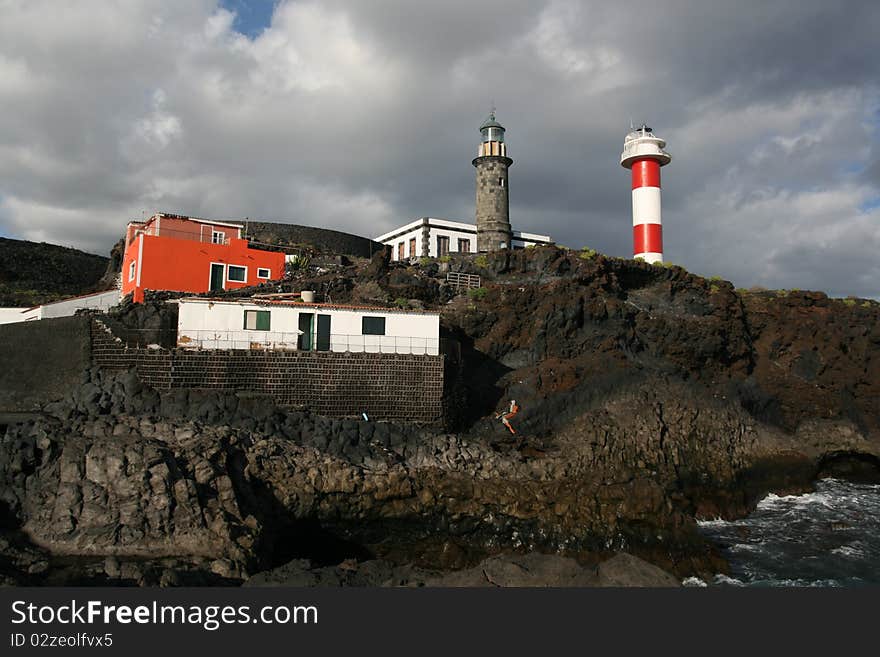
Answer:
[[0, 0, 878, 299]]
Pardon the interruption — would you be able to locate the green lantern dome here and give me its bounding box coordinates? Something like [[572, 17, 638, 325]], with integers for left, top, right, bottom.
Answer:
[[479, 111, 505, 143]]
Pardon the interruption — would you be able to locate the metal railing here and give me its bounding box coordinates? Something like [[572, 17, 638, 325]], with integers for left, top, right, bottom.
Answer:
[[176, 330, 440, 355], [446, 271, 481, 290], [130, 226, 233, 246]]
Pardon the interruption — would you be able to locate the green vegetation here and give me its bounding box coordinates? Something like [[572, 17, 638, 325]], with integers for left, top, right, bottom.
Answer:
[[709, 284, 721, 294], [578, 247, 597, 260], [654, 260, 678, 269], [467, 287, 488, 301], [285, 253, 310, 272], [394, 297, 409, 308], [419, 257, 431, 266], [474, 255, 489, 269], [438, 255, 451, 263], [862, 301, 873, 309], [708, 275, 723, 282], [842, 298, 857, 307]]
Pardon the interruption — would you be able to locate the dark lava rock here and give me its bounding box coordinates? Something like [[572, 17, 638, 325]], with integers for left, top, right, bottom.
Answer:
[[597, 553, 680, 587], [1, 246, 878, 586]]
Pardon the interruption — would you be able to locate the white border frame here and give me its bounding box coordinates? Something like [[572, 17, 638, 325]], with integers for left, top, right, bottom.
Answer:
[[209, 261, 226, 291], [256, 267, 271, 279], [226, 264, 248, 284]]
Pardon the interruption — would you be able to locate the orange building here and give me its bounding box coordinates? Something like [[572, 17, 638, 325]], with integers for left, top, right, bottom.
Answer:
[[121, 213, 285, 303]]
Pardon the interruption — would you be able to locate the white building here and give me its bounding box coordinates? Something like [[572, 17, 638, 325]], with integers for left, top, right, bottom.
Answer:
[[0, 289, 120, 325], [374, 217, 553, 262], [176, 297, 440, 355]]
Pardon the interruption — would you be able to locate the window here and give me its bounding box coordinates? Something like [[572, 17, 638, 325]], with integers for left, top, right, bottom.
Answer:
[[257, 267, 271, 279], [437, 235, 449, 257], [243, 310, 271, 331], [458, 239, 470, 253], [128, 261, 136, 282], [499, 177, 505, 188], [298, 313, 313, 350], [362, 316, 386, 335], [227, 265, 247, 282], [397, 242, 405, 261], [316, 314, 331, 351], [409, 237, 417, 257], [212, 230, 225, 244]]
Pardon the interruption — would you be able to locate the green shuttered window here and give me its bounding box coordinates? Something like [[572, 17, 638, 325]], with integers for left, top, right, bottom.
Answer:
[[244, 309, 271, 331]]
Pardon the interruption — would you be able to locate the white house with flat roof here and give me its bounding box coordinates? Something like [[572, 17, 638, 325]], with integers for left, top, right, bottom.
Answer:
[[374, 217, 553, 262], [176, 298, 440, 355], [0, 289, 120, 325]]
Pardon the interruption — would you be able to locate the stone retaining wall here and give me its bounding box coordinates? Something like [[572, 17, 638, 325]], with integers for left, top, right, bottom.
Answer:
[[91, 319, 444, 423], [0, 315, 92, 412]]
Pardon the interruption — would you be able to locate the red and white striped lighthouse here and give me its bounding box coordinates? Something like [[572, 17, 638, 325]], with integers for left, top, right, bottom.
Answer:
[[620, 125, 671, 264]]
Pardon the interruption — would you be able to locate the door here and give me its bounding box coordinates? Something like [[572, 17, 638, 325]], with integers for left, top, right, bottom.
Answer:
[[298, 313, 313, 351], [316, 314, 331, 351], [209, 263, 224, 292]]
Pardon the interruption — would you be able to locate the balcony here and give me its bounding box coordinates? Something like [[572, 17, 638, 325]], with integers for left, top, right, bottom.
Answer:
[[131, 226, 232, 246]]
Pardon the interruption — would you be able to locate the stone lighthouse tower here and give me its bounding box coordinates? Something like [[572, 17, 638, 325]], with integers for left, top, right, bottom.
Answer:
[[473, 111, 513, 252]]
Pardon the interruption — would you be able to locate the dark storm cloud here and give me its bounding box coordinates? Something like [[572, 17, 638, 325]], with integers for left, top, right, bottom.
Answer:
[[0, 0, 878, 296]]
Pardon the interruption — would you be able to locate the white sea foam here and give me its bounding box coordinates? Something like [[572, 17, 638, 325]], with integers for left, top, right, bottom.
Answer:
[[713, 574, 745, 586], [830, 544, 864, 558], [682, 577, 707, 587], [696, 517, 734, 528], [730, 542, 762, 553], [698, 478, 880, 586], [756, 491, 832, 510]]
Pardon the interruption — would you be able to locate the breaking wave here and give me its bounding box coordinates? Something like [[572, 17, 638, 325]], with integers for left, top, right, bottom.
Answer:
[[697, 478, 880, 587]]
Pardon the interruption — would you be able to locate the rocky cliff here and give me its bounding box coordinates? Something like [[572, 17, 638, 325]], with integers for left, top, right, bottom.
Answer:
[[1, 246, 878, 586]]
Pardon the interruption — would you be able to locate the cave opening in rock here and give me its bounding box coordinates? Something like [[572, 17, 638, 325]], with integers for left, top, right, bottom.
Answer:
[[817, 451, 880, 484]]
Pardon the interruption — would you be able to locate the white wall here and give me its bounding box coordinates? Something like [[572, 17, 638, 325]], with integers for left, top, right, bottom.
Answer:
[[0, 308, 34, 324], [513, 229, 553, 244], [38, 290, 120, 319], [177, 299, 440, 354], [0, 290, 119, 325], [378, 218, 552, 257], [384, 226, 423, 261], [425, 226, 476, 257]]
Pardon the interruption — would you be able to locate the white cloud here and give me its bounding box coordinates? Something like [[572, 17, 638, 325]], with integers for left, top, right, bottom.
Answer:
[[0, 0, 877, 298], [527, 1, 621, 78]]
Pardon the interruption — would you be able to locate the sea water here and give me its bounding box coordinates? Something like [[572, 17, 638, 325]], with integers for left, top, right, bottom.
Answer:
[[692, 478, 880, 587]]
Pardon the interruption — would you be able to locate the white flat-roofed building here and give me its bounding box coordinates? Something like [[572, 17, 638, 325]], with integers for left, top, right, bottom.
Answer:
[[375, 217, 553, 262], [176, 297, 440, 355], [0, 289, 120, 325]]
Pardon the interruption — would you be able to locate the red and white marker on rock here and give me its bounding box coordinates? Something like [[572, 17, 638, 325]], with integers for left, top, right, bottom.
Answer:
[[620, 125, 671, 264]]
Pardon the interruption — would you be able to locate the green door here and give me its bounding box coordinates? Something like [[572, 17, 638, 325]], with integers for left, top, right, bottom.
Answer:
[[316, 314, 331, 351], [298, 313, 313, 351], [209, 263, 224, 292]]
